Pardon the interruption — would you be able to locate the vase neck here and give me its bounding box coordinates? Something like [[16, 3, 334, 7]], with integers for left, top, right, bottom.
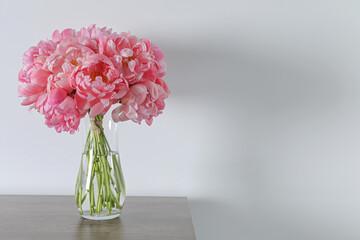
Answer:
[[90, 115, 104, 133], [82, 113, 120, 153]]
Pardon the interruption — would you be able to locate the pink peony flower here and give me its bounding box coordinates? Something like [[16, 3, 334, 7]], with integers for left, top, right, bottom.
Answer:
[[69, 54, 128, 117], [52, 28, 77, 43], [112, 78, 170, 125], [18, 40, 57, 106], [76, 25, 115, 52], [99, 33, 167, 85], [36, 88, 83, 134], [78, 25, 114, 42], [44, 38, 94, 93]]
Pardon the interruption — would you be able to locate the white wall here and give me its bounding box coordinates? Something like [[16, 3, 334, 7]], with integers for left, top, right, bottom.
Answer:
[[2, 0, 360, 239]]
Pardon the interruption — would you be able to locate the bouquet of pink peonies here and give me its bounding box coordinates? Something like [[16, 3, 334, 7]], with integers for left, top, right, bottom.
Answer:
[[18, 25, 169, 220], [19, 25, 169, 132]]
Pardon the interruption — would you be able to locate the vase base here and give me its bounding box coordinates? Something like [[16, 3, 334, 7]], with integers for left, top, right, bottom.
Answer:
[[80, 210, 121, 221]]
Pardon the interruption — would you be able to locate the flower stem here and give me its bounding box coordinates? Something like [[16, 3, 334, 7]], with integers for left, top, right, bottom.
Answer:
[[75, 114, 124, 216]]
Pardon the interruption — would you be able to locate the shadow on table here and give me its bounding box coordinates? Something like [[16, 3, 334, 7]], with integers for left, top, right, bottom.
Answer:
[[188, 199, 249, 240], [74, 217, 124, 240]]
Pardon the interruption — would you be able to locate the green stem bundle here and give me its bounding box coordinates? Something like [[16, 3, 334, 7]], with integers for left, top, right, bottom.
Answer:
[[75, 114, 125, 216]]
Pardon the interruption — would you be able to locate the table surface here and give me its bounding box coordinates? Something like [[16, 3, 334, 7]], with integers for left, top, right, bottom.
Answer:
[[0, 195, 196, 240]]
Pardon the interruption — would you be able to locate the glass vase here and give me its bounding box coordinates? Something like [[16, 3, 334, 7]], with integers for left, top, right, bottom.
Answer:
[[75, 113, 126, 220]]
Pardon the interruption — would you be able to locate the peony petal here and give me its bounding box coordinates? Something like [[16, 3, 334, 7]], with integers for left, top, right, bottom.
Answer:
[[21, 93, 42, 106], [124, 105, 138, 119], [106, 40, 118, 56], [110, 55, 123, 69], [36, 93, 48, 108], [83, 54, 114, 67], [62, 28, 76, 39], [145, 117, 153, 126], [57, 96, 76, 112], [23, 47, 38, 65], [89, 101, 105, 117], [52, 30, 62, 42], [75, 93, 87, 110], [157, 62, 167, 77], [156, 78, 170, 96], [144, 81, 159, 99], [54, 73, 73, 92], [111, 105, 123, 122], [31, 69, 51, 86], [47, 88, 67, 106], [18, 84, 43, 97], [120, 48, 133, 58], [116, 37, 130, 51], [100, 103, 112, 116], [129, 84, 147, 103], [128, 60, 136, 72], [118, 112, 129, 122], [152, 43, 165, 61], [113, 81, 129, 99], [133, 41, 147, 55]]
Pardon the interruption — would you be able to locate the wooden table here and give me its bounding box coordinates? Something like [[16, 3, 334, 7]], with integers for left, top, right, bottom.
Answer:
[[0, 195, 196, 240]]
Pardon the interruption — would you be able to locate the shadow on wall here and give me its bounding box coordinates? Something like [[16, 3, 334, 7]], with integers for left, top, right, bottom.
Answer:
[[162, 38, 345, 102], [162, 39, 354, 240]]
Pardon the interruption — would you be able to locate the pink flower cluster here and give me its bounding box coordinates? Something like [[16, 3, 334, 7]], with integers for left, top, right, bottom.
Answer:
[[18, 25, 169, 133]]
